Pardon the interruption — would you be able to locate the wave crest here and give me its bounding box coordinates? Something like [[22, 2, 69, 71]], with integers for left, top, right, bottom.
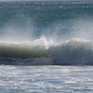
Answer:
[[0, 38, 93, 65], [47, 38, 93, 65]]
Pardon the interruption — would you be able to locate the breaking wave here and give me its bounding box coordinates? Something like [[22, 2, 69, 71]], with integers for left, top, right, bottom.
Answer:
[[47, 38, 93, 65], [0, 1, 93, 65], [0, 38, 93, 65]]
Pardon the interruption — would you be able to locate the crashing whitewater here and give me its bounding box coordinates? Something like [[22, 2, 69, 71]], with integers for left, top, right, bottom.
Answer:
[[0, 38, 93, 65]]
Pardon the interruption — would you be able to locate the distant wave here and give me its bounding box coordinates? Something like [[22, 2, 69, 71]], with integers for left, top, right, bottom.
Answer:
[[0, 38, 93, 65]]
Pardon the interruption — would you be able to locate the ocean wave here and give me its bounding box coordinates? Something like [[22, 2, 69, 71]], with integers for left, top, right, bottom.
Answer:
[[47, 38, 93, 65], [0, 40, 51, 58], [0, 38, 93, 65], [0, 39, 54, 65], [0, 57, 54, 65]]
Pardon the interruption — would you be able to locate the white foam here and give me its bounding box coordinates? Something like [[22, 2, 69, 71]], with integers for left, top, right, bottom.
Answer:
[[0, 38, 93, 65]]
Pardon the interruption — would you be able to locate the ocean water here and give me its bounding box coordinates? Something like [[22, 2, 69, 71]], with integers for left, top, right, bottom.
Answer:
[[0, 65, 93, 93], [0, 1, 93, 92]]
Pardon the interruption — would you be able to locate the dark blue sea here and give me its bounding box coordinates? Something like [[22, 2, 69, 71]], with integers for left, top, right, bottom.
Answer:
[[0, 1, 93, 92]]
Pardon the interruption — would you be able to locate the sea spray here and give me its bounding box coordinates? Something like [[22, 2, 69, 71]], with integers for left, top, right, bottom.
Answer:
[[0, 40, 54, 65], [0, 1, 93, 65], [47, 38, 93, 65]]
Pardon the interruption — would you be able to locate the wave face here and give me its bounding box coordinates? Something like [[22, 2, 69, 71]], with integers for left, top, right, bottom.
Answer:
[[0, 40, 54, 65], [0, 38, 93, 65], [0, 1, 93, 65]]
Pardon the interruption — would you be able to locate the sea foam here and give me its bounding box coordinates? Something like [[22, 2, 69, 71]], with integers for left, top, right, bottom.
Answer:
[[0, 38, 93, 65]]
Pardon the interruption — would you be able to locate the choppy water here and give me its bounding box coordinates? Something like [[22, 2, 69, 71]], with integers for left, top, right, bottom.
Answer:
[[0, 65, 93, 93]]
